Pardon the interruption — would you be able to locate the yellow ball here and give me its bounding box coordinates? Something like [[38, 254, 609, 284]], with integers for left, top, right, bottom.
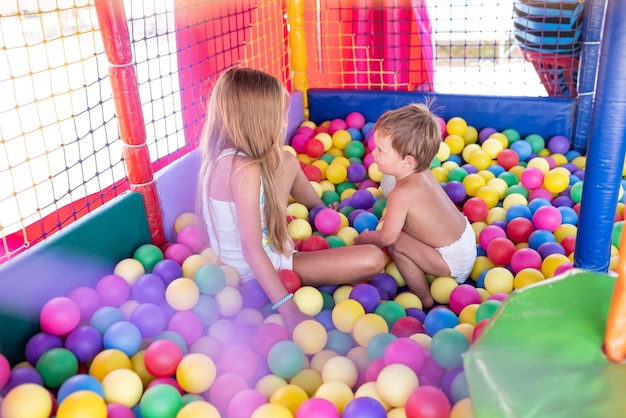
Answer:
[[541, 253, 571, 278], [486, 178, 508, 199], [470, 256, 496, 281], [484, 267, 514, 294], [89, 349, 131, 382], [175, 212, 199, 234], [513, 268, 545, 289], [176, 353, 216, 394], [181, 254, 210, 279], [57, 390, 107, 418], [527, 157, 550, 174], [251, 403, 293, 418], [442, 160, 460, 172], [551, 153, 568, 166], [436, 142, 451, 162], [446, 117, 467, 136], [166, 278, 200, 311], [301, 120, 317, 129], [287, 202, 309, 220], [502, 193, 528, 210], [431, 166, 448, 183], [476, 288, 492, 302], [321, 356, 358, 387], [332, 156, 351, 168], [288, 218, 313, 241], [463, 126, 479, 145], [475, 186, 500, 209], [1, 383, 52, 418], [543, 169, 569, 194], [255, 374, 287, 399], [471, 221, 487, 244], [451, 397, 475, 418], [315, 132, 333, 151], [468, 150, 492, 171], [293, 319, 328, 355], [221, 264, 240, 287], [332, 130, 352, 150], [477, 169, 496, 183], [297, 154, 313, 165], [290, 368, 323, 397], [481, 137, 504, 158], [310, 350, 340, 374], [293, 286, 324, 316], [336, 226, 359, 246], [270, 384, 309, 415], [320, 180, 336, 193], [332, 299, 366, 333], [410, 333, 432, 350], [385, 261, 406, 287], [114, 258, 145, 285], [444, 134, 466, 155], [340, 188, 357, 201], [461, 143, 481, 163], [354, 381, 391, 410], [332, 284, 354, 304], [488, 132, 509, 149], [326, 163, 348, 184], [389, 407, 408, 418], [376, 363, 419, 408], [309, 181, 323, 198], [462, 173, 486, 197], [554, 224, 577, 243], [430, 276, 459, 304], [215, 286, 243, 317], [367, 162, 383, 182], [314, 381, 354, 414], [455, 323, 475, 343], [486, 207, 507, 225], [102, 368, 143, 407], [352, 313, 389, 347], [394, 292, 423, 310], [458, 303, 479, 325], [177, 401, 221, 418], [130, 350, 155, 387], [572, 155, 587, 169], [312, 160, 329, 178], [508, 165, 525, 180]]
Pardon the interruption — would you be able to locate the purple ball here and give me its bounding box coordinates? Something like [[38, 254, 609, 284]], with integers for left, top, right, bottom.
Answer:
[[315, 309, 336, 331], [308, 205, 326, 225], [406, 307, 426, 323], [478, 127, 497, 143], [96, 274, 130, 307], [562, 163, 578, 173], [573, 169, 585, 180], [370, 273, 398, 299], [548, 135, 570, 154], [67, 286, 102, 322], [417, 351, 444, 387], [537, 242, 566, 259], [351, 190, 375, 210], [64, 325, 103, 363], [350, 283, 382, 313], [552, 195, 574, 208], [444, 181, 466, 204], [440, 367, 464, 401], [240, 279, 270, 309], [131, 273, 166, 304], [152, 259, 183, 285], [25, 332, 64, 367], [130, 303, 166, 338], [347, 164, 368, 183], [348, 208, 367, 225], [343, 396, 387, 418], [461, 163, 478, 174], [0, 366, 44, 396]]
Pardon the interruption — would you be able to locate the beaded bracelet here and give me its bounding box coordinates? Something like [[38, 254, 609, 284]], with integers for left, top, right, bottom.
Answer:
[[272, 293, 294, 310]]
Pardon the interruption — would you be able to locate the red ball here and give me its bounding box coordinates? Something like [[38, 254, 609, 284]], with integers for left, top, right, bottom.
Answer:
[[302, 165, 322, 183], [278, 269, 302, 293], [405, 386, 451, 418], [486, 237, 516, 266], [472, 319, 490, 343], [496, 149, 520, 171], [390, 316, 425, 338], [300, 235, 330, 252], [561, 235, 576, 256], [305, 138, 325, 158], [463, 197, 488, 222], [506, 217, 535, 244], [143, 339, 183, 378]]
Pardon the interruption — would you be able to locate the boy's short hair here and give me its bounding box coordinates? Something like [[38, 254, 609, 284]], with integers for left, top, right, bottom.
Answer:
[[373, 103, 441, 172]]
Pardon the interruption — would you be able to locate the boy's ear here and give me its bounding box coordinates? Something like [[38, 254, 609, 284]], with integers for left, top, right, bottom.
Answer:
[[403, 154, 416, 168]]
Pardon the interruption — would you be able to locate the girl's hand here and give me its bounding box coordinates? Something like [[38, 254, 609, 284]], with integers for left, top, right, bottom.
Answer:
[[278, 301, 314, 336]]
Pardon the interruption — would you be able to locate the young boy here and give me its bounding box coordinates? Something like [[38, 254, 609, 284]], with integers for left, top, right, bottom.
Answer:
[[355, 104, 476, 308]]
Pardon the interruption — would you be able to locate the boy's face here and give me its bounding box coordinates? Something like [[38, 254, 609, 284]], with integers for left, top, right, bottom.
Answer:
[[372, 132, 403, 175]]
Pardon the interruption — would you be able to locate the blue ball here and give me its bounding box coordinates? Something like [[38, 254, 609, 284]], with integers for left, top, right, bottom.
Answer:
[[557, 206, 578, 225], [366, 332, 397, 361], [528, 229, 557, 251], [487, 164, 505, 177], [325, 329, 354, 356], [57, 374, 104, 404], [528, 198, 552, 214], [347, 127, 362, 141], [447, 154, 462, 165], [90, 306, 125, 335], [343, 396, 387, 418], [102, 321, 142, 356], [424, 308, 459, 336], [315, 309, 336, 331], [505, 204, 532, 221], [353, 211, 379, 233], [510, 140, 532, 161]]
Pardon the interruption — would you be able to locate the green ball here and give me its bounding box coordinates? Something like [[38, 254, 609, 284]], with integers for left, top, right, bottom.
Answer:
[[134, 244, 163, 273], [447, 167, 469, 183], [325, 235, 345, 248], [345, 141, 366, 159], [36, 348, 78, 388], [339, 205, 355, 218], [336, 181, 356, 196], [348, 157, 363, 165], [570, 181, 584, 203], [430, 157, 441, 169], [194, 264, 226, 295], [374, 301, 406, 329], [372, 197, 387, 219], [498, 171, 519, 187], [320, 153, 335, 164], [430, 328, 469, 369], [525, 134, 545, 154], [504, 184, 529, 199], [140, 384, 183, 418], [267, 340, 305, 379], [321, 292, 335, 310], [613, 221, 624, 248], [501, 128, 521, 145], [322, 190, 340, 206], [475, 300, 502, 323], [366, 332, 397, 361]]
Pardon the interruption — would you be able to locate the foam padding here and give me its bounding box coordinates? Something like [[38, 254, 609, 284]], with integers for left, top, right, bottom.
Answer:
[[307, 89, 575, 139], [0, 191, 151, 365], [464, 269, 626, 417]]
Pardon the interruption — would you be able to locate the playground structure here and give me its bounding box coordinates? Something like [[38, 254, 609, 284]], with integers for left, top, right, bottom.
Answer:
[[2, 0, 626, 416]]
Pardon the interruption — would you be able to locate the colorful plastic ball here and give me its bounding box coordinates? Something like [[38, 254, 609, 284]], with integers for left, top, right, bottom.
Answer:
[[144, 339, 183, 378], [133, 244, 163, 274], [1, 382, 52, 418], [444, 181, 467, 204], [25, 332, 64, 367], [373, 301, 406, 329], [296, 397, 340, 418], [429, 328, 469, 369], [205, 373, 248, 414], [253, 322, 289, 356], [342, 396, 386, 418], [40, 296, 81, 336], [405, 386, 451, 418], [430, 276, 459, 305], [486, 236, 516, 266], [390, 316, 425, 337], [505, 217, 534, 244], [106, 402, 135, 418], [267, 340, 305, 379], [57, 374, 104, 405], [321, 356, 359, 388], [463, 197, 488, 222], [510, 139, 532, 161], [353, 313, 390, 348], [510, 247, 542, 273], [65, 325, 103, 363], [376, 363, 419, 408], [103, 321, 142, 357], [475, 299, 502, 323], [541, 253, 571, 278], [383, 337, 425, 375], [424, 308, 459, 336], [177, 401, 220, 418], [226, 389, 267, 418], [346, 112, 366, 130], [293, 285, 324, 316], [176, 225, 204, 254], [36, 347, 78, 388], [96, 274, 130, 307], [314, 381, 355, 414], [165, 278, 200, 311], [88, 349, 131, 382], [314, 208, 342, 235], [446, 117, 467, 136], [348, 283, 381, 313], [293, 319, 328, 355], [537, 241, 566, 259], [193, 263, 226, 296], [56, 390, 107, 418], [129, 303, 166, 338], [483, 267, 514, 294], [366, 332, 398, 361], [250, 403, 294, 418], [288, 218, 314, 241], [139, 384, 183, 418], [101, 368, 142, 407], [543, 169, 569, 194], [352, 211, 379, 234], [532, 205, 562, 231], [175, 353, 216, 394], [449, 284, 481, 315]]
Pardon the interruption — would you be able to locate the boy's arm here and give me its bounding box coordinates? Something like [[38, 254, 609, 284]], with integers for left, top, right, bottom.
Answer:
[[355, 190, 407, 247]]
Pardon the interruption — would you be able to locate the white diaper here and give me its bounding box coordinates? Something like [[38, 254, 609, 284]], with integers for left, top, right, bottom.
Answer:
[[436, 220, 477, 283]]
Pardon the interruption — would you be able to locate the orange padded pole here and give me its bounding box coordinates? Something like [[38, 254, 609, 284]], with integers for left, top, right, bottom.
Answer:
[[605, 221, 626, 362]]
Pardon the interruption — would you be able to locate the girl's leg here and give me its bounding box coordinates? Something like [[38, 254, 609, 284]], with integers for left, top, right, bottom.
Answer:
[[292, 244, 386, 286]]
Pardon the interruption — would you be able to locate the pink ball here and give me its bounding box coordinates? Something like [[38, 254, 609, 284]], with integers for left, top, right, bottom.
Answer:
[[67, 286, 102, 322], [437, 117, 447, 138], [168, 310, 203, 345], [208, 373, 249, 414], [346, 112, 366, 130], [364, 357, 386, 382], [363, 152, 375, 169], [40, 296, 81, 335], [383, 337, 426, 374], [405, 386, 451, 418], [418, 351, 444, 387], [296, 398, 341, 418], [449, 284, 481, 315], [291, 134, 310, 154], [529, 187, 554, 202], [314, 208, 342, 235], [106, 403, 135, 418], [0, 353, 9, 390], [96, 274, 130, 307], [164, 243, 193, 265], [252, 322, 288, 356], [553, 261, 574, 277], [532, 205, 562, 232], [227, 389, 267, 418], [488, 293, 509, 302], [520, 167, 544, 190], [478, 225, 506, 250], [328, 118, 348, 134], [510, 248, 542, 273], [220, 344, 259, 381], [176, 225, 204, 253]]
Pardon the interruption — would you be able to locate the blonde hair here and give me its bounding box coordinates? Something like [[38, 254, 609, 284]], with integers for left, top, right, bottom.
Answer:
[[373, 103, 441, 172], [198, 67, 292, 255]]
